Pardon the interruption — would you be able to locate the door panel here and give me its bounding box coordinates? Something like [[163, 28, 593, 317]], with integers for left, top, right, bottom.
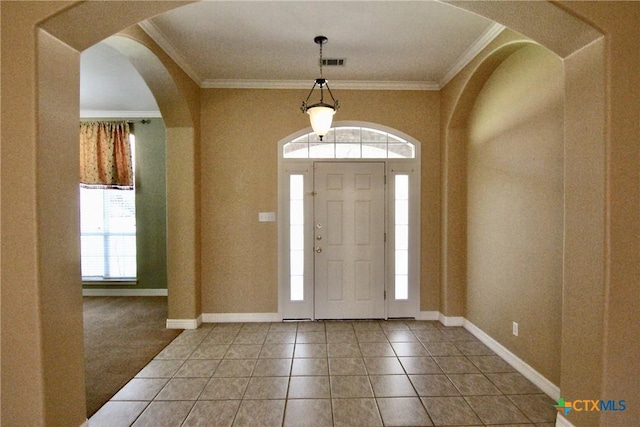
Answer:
[[314, 162, 385, 319]]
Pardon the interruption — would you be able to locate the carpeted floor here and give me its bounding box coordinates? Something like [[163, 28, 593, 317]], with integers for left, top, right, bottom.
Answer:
[[83, 296, 182, 417]]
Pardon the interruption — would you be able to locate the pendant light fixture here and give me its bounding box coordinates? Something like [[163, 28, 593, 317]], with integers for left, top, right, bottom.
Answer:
[[301, 36, 339, 141]]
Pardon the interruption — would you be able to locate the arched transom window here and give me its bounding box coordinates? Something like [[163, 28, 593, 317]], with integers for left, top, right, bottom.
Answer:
[[283, 126, 416, 159]]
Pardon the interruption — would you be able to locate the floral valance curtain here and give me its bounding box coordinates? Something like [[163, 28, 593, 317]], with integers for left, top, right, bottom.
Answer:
[[79, 121, 133, 189]]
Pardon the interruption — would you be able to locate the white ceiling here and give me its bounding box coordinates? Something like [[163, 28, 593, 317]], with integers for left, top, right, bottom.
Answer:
[[80, 1, 502, 117]]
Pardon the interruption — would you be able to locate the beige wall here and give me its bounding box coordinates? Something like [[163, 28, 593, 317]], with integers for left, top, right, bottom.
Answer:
[[466, 44, 564, 383], [200, 88, 440, 313]]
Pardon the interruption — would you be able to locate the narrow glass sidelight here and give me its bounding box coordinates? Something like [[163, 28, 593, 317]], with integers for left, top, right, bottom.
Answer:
[[395, 175, 409, 300], [290, 174, 305, 301]]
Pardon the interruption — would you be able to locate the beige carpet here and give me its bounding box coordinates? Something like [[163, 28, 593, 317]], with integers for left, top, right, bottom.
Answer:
[[83, 296, 182, 417]]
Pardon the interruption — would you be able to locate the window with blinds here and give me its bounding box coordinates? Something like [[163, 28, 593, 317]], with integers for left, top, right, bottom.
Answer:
[[80, 135, 136, 280]]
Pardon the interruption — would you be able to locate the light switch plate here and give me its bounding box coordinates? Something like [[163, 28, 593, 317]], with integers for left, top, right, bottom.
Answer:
[[258, 212, 276, 222]]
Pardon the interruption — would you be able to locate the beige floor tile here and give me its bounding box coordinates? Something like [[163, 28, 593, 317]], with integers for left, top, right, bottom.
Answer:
[[154, 377, 208, 400], [265, 331, 297, 344], [252, 358, 292, 376], [244, 376, 289, 399], [359, 342, 395, 357], [329, 357, 367, 375], [454, 340, 495, 355], [200, 332, 237, 346], [422, 396, 482, 425], [241, 323, 270, 333], [377, 397, 433, 426], [288, 376, 331, 399], [190, 344, 229, 359], [465, 395, 531, 424], [363, 357, 405, 375], [224, 344, 262, 359], [422, 341, 462, 356], [213, 359, 256, 377], [182, 400, 240, 427], [399, 356, 443, 374], [111, 378, 168, 401], [284, 399, 333, 427], [291, 358, 329, 376], [259, 343, 294, 359], [233, 400, 285, 427], [391, 342, 430, 357], [384, 330, 419, 342], [294, 343, 327, 358], [370, 374, 417, 397], [487, 372, 542, 394], [327, 342, 361, 358], [174, 359, 220, 377], [94, 321, 554, 427], [448, 373, 502, 395], [326, 331, 358, 344], [233, 332, 267, 345], [433, 356, 480, 373], [409, 374, 460, 397], [325, 321, 355, 332], [509, 393, 558, 423], [131, 401, 194, 427], [332, 398, 383, 427], [296, 331, 327, 343], [200, 377, 249, 400], [355, 331, 389, 343], [330, 375, 374, 398], [379, 320, 410, 331], [413, 329, 447, 342]]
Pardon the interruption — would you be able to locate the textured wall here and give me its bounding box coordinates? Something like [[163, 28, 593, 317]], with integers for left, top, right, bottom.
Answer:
[[199, 89, 440, 314], [466, 44, 564, 383]]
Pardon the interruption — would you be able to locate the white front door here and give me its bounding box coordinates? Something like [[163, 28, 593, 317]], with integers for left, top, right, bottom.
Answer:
[[313, 162, 386, 319]]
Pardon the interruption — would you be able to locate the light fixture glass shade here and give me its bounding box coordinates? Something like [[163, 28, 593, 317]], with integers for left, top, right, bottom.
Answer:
[[307, 106, 336, 138]]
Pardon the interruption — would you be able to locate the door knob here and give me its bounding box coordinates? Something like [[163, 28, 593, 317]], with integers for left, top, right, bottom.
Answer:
[[315, 247, 322, 253], [316, 235, 322, 240]]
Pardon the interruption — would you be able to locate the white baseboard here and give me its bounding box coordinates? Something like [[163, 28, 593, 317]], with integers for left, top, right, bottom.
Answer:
[[439, 313, 465, 326], [416, 311, 440, 320], [202, 312, 282, 323], [166, 315, 202, 329], [464, 319, 560, 401], [83, 288, 168, 297], [555, 413, 575, 427]]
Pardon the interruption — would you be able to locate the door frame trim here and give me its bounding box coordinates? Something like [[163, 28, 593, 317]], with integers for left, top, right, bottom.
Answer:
[[278, 122, 421, 320]]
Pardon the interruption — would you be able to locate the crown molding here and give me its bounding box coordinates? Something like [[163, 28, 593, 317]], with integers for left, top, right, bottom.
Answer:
[[138, 20, 204, 85], [80, 110, 162, 119], [439, 22, 505, 87], [202, 79, 439, 91]]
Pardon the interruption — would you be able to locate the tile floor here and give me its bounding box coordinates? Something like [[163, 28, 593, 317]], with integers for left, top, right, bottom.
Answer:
[[88, 320, 557, 426]]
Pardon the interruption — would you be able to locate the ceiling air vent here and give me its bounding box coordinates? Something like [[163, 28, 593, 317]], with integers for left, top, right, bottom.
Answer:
[[321, 58, 346, 66]]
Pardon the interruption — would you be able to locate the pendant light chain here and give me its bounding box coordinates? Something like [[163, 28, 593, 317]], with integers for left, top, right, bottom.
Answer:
[[319, 40, 324, 79]]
